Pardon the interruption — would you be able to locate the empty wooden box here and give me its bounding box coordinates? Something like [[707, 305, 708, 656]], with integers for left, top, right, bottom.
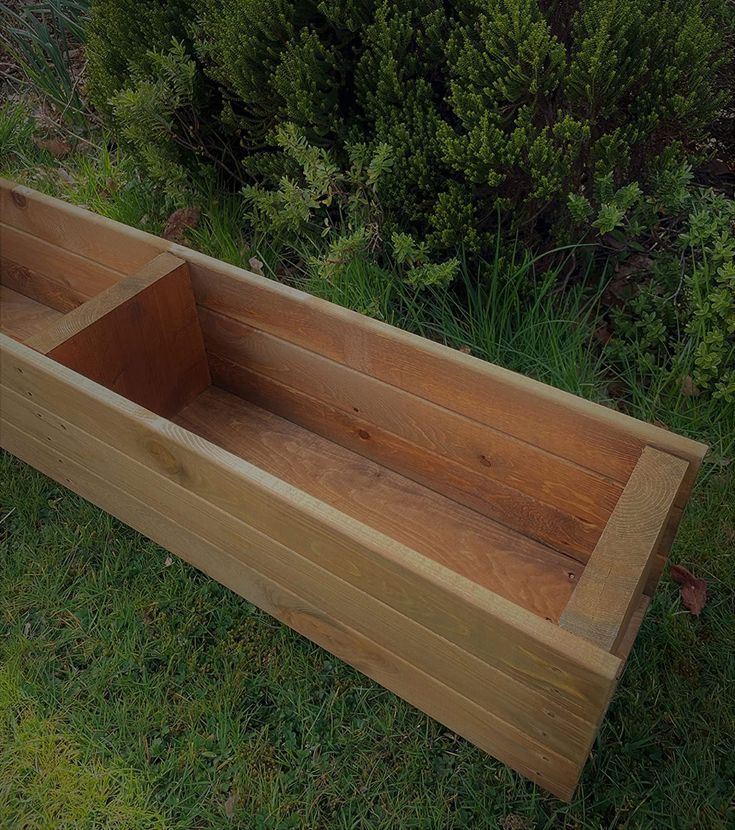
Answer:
[[0, 180, 707, 799]]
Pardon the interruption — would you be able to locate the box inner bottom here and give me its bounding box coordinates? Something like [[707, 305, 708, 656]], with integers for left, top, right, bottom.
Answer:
[[174, 385, 582, 623]]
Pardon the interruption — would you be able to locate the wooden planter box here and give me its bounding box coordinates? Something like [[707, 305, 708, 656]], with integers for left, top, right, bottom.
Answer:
[[0, 180, 707, 799]]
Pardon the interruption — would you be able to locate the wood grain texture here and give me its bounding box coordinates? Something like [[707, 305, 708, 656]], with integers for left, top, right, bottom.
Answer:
[[560, 447, 689, 652], [0, 180, 166, 272], [0, 334, 622, 721], [183, 249, 708, 492], [175, 386, 582, 621], [201, 309, 621, 559], [1, 222, 124, 310], [0, 412, 591, 800], [0, 285, 64, 341], [25, 252, 211, 417]]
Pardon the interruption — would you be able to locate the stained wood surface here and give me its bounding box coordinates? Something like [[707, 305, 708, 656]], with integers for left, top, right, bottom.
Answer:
[[201, 309, 622, 559], [560, 447, 689, 652], [0, 409, 592, 800], [0, 181, 166, 273], [184, 251, 708, 492], [613, 595, 650, 662], [25, 252, 211, 417], [174, 386, 582, 621], [0, 284, 64, 341], [0, 334, 622, 722], [0, 222, 123, 311]]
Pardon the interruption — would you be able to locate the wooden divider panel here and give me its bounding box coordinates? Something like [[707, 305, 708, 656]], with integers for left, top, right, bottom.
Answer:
[[560, 447, 689, 652], [25, 252, 210, 417]]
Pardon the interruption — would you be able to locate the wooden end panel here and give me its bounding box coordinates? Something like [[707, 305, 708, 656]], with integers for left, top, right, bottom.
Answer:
[[1, 344, 615, 801], [560, 447, 689, 653], [1, 223, 124, 312], [24, 252, 210, 417]]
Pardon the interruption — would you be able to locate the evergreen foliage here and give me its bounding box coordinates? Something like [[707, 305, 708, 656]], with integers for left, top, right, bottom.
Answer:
[[87, 0, 731, 257]]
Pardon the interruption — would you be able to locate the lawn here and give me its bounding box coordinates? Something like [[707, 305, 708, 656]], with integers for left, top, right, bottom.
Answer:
[[1, 418, 733, 830]]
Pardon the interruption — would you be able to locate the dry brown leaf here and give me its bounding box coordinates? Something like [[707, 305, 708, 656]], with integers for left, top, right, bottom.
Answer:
[[248, 256, 265, 276], [670, 564, 707, 616], [34, 137, 70, 157], [594, 321, 614, 345], [680, 375, 701, 397], [162, 207, 201, 242], [224, 792, 239, 820]]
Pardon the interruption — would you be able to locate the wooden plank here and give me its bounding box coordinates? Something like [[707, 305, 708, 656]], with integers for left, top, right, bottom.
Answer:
[[175, 386, 583, 622], [0, 285, 64, 342], [0, 333, 622, 719], [613, 595, 650, 662], [184, 249, 708, 490], [0, 415, 590, 800], [1, 222, 124, 310], [201, 309, 621, 558], [25, 252, 211, 418], [560, 447, 689, 652], [0, 180, 166, 272]]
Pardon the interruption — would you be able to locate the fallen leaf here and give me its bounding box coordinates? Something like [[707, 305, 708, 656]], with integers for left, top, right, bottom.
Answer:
[[224, 792, 239, 820], [594, 321, 614, 345], [164, 556, 173, 567], [670, 564, 707, 616], [248, 256, 264, 276], [680, 375, 701, 397], [34, 136, 70, 157], [458, 345, 471, 354], [162, 207, 201, 242]]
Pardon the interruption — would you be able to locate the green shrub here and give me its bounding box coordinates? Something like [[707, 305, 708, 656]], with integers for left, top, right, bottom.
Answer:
[[87, 0, 731, 257], [605, 169, 735, 404]]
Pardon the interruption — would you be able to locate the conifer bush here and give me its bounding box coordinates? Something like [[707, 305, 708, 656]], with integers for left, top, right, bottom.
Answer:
[[87, 0, 730, 256]]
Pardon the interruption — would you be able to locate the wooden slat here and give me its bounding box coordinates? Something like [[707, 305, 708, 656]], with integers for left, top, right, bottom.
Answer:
[[201, 308, 621, 558], [560, 447, 689, 652], [0, 333, 622, 718], [0, 285, 64, 342], [0, 415, 590, 800], [0, 181, 167, 273], [0, 223, 124, 310], [613, 595, 650, 662], [184, 250, 708, 490], [175, 386, 583, 621], [25, 252, 211, 418]]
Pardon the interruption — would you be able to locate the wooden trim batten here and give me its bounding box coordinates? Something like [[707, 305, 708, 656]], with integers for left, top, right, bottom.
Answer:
[[559, 446, 689, 652]]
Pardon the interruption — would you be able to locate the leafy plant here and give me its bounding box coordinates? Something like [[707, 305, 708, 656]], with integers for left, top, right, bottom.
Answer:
[[0, 0, 90, 127], [607, 182, 735, 404], [87, 0, 732, 258], [243, 123, 459, 289]]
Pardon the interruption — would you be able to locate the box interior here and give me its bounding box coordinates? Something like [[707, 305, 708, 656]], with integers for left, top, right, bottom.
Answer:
[[1, 231, 638, 629]]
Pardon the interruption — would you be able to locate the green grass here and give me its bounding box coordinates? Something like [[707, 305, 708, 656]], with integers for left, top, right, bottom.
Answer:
[[1, 101, 734, 828], [1, 455, 733, 829]]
